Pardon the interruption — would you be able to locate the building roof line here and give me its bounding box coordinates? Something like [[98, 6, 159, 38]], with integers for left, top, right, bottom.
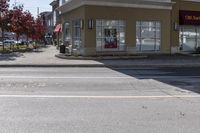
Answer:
[[58, 0, 173, 14]]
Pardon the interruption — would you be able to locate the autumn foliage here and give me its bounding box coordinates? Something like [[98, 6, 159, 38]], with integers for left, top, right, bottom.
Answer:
[[0, 1, 45, 42], [32, 17, 46, 41], [9, 5, 25, 40], [0, 0, 10, 32]]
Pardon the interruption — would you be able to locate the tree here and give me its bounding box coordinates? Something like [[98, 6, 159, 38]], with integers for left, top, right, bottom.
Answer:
[[22, 11, 35, 42], [33, 17, 46, 41], [0, 0, 9, 11], [10, 5, 24, 42], [0, 0, 10, 50], [10, 5, 37, 43], [1, 2, 45, 50]]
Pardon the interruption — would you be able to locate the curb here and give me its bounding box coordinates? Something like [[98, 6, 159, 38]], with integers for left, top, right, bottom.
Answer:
[[0, 64, 105, 68], [0, 64, 200, 68], [55, 54, 148, 60]]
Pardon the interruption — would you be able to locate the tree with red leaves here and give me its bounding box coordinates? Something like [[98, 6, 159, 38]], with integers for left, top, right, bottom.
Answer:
[[33, 17, 46, 41], [10, 5, 25, 42], [0, 0, 10, 50], [10, 5, 45, 43], [23, 11, 35, 42], [0, 0, 10, 29], [1, 2, 46, 50]]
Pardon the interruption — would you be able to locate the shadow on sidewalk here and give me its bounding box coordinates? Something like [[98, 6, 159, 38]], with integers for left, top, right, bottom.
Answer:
[[0, 53, 24, 61], [0, 45, 51, 61]]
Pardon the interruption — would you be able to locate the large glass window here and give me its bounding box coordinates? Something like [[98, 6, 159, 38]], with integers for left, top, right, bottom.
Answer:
[[179, 26, 200, 51], [53, 11, 56, 26], [72, 20, 81, 49], [64, 22, 71, 46], [136, 21, 161, 52], [96, 20, 126, 52]]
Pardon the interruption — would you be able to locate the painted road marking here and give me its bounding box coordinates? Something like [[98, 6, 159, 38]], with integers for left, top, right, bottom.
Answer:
[[0, 95, 199, 99], [0, 76, 133, 79], [0, 75, 199, 79]]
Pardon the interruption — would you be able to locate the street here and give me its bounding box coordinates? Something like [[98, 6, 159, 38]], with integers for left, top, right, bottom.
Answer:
[[0, 67, 199, 133]]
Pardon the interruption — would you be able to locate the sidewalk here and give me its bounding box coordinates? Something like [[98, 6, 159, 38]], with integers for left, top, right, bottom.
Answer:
[[0, 45, 103, 67], [0, 45, 200, 67]]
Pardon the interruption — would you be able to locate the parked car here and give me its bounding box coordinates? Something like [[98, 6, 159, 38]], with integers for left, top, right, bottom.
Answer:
[[3, 40, 16, 46]]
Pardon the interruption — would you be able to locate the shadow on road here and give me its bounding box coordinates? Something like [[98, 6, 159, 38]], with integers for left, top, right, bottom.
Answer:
[[94, 55, 200, 94], [110, 67, 200, 94]]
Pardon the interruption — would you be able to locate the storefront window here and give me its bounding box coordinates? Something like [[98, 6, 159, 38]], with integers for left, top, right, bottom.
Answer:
[[53, 11, 56, 26], [180, 26, 200, 51], [72, 20, 81, 49], [64, 22, 71, 46], [136, 21, 161, 52], [96, 20, 126, 52]]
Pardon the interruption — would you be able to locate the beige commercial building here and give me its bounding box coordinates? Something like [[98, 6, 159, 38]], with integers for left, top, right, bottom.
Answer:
[[58, 0, 200, 56]]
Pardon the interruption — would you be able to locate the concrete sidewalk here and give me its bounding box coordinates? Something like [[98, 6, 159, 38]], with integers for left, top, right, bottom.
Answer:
[[0, 45, 200, 67], [0, 46, 104, 67]]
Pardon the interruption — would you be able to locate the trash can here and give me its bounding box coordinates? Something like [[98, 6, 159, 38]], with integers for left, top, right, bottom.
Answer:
[[60, 45, 66, 53]]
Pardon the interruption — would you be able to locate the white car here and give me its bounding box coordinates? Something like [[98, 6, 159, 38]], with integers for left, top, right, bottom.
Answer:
[[3, 40, 16, 46]]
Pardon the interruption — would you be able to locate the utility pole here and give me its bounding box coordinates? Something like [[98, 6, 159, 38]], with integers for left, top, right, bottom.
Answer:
[[37, 7, 39, 17]]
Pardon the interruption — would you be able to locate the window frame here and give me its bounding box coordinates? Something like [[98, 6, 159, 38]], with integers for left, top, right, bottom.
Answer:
[[96, 19, 126, 52], [72, 19, 82, 49], [136, 21, 161, 52], [179, 26, 200, 51], [64, 21, 71, 46]]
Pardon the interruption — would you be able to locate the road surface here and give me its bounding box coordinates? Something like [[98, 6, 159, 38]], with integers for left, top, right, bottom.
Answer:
[[0, 67, 199, 133]]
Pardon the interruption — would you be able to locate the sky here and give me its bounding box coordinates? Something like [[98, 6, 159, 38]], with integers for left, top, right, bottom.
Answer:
[[9, 0, 52, 17]]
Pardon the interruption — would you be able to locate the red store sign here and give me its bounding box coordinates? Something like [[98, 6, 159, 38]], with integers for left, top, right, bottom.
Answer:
[[179, 10, 200, 25]]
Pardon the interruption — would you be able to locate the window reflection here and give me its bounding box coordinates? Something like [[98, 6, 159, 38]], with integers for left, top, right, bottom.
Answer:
[[179, 26, 200, 51], [96, 20, 126, 52], [72, 20, 81, 50], [136, 21, 161, 52]]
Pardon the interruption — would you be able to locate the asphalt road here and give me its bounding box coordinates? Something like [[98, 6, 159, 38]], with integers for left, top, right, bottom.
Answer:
[[0, 67, 199, 133]]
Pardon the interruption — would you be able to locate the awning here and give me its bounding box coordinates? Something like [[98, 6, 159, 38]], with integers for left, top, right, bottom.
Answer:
[[54, 24, 61, 33]]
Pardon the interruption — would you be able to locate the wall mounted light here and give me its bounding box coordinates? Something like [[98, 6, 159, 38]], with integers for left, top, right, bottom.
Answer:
[[88, 19, 94, 29], [174, 22, 179, 31]]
